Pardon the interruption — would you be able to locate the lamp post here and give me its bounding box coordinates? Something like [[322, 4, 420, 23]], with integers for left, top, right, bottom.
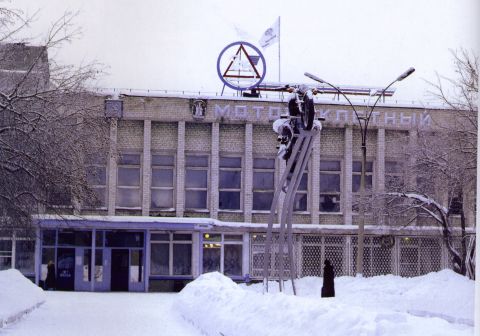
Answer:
[[305, 68, 415, 276]]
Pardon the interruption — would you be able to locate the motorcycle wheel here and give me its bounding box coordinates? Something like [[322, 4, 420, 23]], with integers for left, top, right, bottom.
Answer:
[[301, 94, 315, 130]]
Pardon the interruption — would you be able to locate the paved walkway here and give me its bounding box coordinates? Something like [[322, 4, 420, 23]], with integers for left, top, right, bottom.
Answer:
[[3, 292, 203, 336]]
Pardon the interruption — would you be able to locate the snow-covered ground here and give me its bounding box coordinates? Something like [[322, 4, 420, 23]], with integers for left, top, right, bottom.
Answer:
[[2, 292, 202, 336], [0, 269, 45, 327], [1, 269, 475, 336], [177, 270, 474, 336]]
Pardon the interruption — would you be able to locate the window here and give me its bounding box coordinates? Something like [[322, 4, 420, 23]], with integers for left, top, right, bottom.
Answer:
[[385, 161, 404, 192], [0, 240, 12, 270], [202, 233, 243, 277], [15, 240, 35, 274], [352, 161, 373, 192], [151, 154, 175, 210], [150, 233, 192, 276], [253, 158, 275, 211], [116, 154, 142, 208], [319, 160, 341, 212], [219, 157, 242, 210], [294, 167, 308, 212], [185, 155, 208, 210], [47, 185, 72, 207], [85, 154, 107, 207]]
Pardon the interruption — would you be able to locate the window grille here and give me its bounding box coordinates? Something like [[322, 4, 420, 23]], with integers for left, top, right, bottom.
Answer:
[[301, 235, 346, 277], [351, 236, 393, 277], [250, 233, 299, 279]]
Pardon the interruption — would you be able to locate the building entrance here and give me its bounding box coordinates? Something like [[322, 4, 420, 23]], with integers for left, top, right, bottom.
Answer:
[[111, 249, 129, 291], [56, 248, 75, 291]]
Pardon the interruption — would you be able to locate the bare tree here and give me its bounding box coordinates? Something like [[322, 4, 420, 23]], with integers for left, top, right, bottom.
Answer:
[[0, 6, 109, 235], [369, 50, 478, 279]]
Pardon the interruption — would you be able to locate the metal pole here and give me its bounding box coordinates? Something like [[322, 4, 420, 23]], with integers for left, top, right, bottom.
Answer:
[[356, 136, 367, 276], [278, 16, 281, 83]]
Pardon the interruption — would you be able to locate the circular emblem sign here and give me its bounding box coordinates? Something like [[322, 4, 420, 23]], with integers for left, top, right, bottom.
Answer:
[[217, 41, 266, 91]]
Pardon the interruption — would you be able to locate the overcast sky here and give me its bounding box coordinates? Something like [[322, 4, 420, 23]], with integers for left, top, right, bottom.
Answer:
[[14, 0, 479, 103]]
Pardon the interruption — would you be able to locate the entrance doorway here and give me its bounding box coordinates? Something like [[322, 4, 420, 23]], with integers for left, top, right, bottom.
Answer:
[[111, 249, 129, 291], [56, 248, 75, 291]]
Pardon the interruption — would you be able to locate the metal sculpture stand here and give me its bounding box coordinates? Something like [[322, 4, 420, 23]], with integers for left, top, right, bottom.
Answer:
[[262, 127, 319, 295]]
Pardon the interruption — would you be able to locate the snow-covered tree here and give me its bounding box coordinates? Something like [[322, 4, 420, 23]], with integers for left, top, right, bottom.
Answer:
[[374, 50, 477, 279], [0, 7, 109, 234]]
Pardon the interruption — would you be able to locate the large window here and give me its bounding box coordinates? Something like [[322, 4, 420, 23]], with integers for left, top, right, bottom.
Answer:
[[85, 154, 107, 207], [15, 240, 35, 274], [202, 233, 243, 277], [319, 160, 341, 212], [294, 167, 308, 212], [185, 155, 209, 210], [116, 153, 142, 208], [352, 161, 373, 212], [352, 161, 373, 192], [219, 156, 242, 210], [150, 233, 192, 276], [253, 158, 275, 211], [151, 154, 175, 210], [385, 161, 404, 192]]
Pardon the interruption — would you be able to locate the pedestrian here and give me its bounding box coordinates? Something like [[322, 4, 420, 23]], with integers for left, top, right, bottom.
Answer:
[[45, 260, 56, 290], [321, 259, 335, 297]]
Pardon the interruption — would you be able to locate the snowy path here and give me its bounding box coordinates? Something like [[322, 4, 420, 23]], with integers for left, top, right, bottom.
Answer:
[[2, 292, 202, 336]]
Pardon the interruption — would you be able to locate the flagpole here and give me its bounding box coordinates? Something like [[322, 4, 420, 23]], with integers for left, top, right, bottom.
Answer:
[[278, 16, 281, 83]]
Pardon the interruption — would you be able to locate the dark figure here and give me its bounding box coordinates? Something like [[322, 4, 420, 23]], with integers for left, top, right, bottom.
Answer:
[[45, 260, 56, 290], [321, 259, 335, 297]]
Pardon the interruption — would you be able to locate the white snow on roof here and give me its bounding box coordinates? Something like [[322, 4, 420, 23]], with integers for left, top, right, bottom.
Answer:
[[32, 214, 473, 233]]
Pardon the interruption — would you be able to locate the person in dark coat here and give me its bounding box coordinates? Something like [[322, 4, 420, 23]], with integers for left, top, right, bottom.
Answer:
[[45, 260, 56, 290], [321, 259, 335, 297]]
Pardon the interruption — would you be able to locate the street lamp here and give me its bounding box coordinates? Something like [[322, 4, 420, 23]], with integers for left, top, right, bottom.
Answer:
[[305, 68, 415, 276]]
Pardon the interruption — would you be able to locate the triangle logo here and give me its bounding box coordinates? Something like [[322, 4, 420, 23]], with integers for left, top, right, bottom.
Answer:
[[222, 43, 261, 80]]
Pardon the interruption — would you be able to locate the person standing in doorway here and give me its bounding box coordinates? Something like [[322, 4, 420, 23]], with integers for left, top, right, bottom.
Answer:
[[45, 260, 56, 290], [321, 259, 335, 297]]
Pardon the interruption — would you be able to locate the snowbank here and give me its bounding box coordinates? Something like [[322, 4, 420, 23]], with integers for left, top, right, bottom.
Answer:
[[176, 271, 473, 336], [0, 269, 45, 328]]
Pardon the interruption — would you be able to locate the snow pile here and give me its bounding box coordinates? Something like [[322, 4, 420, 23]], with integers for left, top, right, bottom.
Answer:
[[0, 269, 45, 327], [176, 271, 473, 336], [246, 269, 473, 325]]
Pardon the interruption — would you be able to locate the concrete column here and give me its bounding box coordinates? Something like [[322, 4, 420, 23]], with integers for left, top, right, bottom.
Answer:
[[407, 130, 418, 189], [176, 121, 186, 217], [142, 120, 152, 216], [376, 128, 385, 226], [107, 118, 118, 216], [34, 227, 41, 285], [344, 127, 353, 225], [90, 229, 96, 292], [311, 130, 321, 224], [408, 129, 418, 226], [11, 232, 16, 269], [244, 123, 253, 223], [210, 122, 220, 219], [144, 230, 150, 292], [376, 128, 385, 192]]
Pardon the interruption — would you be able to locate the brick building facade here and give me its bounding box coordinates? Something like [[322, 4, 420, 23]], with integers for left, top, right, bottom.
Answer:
[[2, 88, 475, 292]]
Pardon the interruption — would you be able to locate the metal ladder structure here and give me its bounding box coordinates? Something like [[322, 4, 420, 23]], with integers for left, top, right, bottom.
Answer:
[[262, 125, 320, 295]]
